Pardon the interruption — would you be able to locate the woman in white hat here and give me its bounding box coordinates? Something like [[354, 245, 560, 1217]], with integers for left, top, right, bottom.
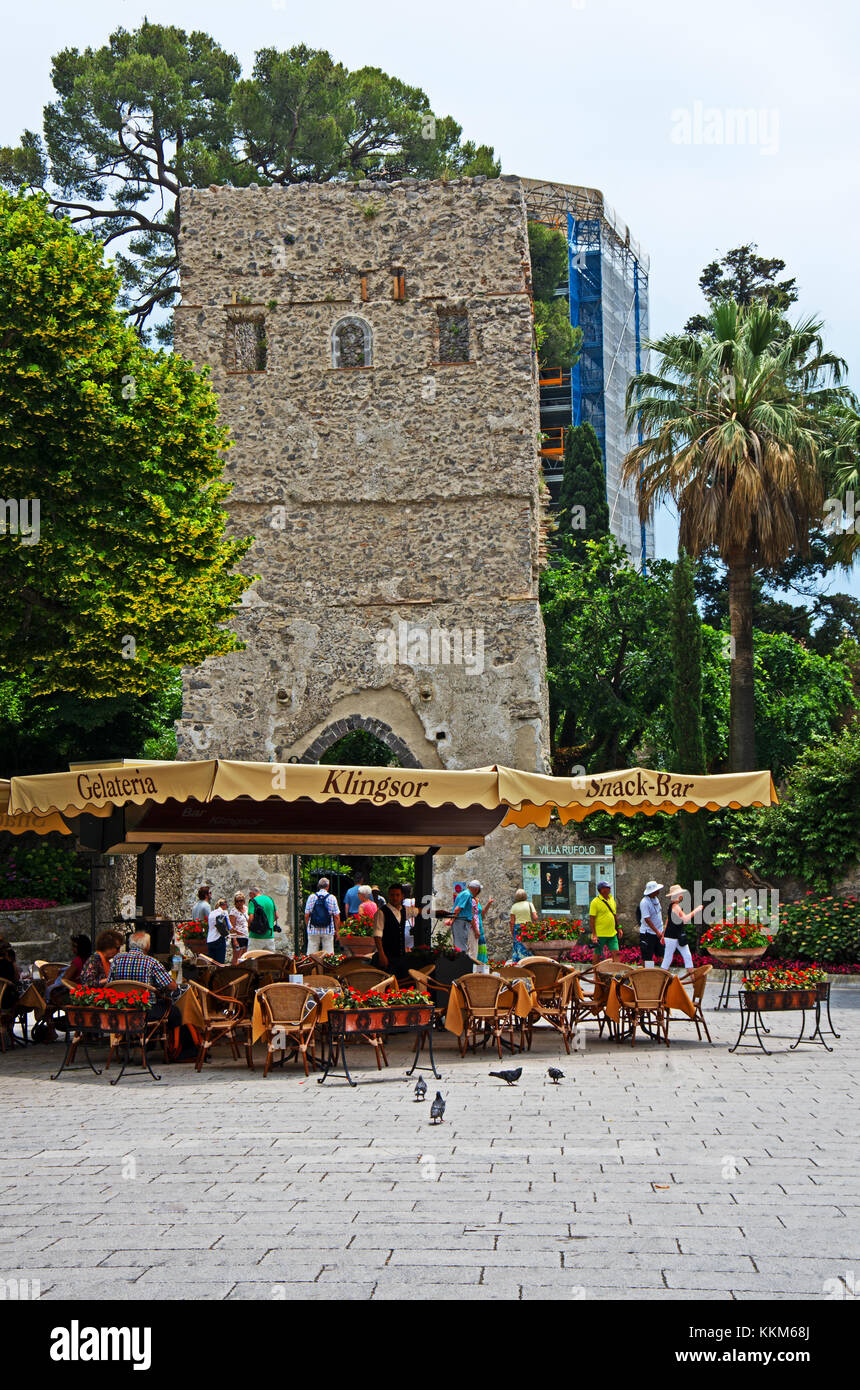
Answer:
[[660, 885, 703, 970]]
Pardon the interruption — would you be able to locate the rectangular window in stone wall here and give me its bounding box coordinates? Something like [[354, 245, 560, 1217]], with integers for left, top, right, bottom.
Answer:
[[438, 310, 469, 364], [228, 316, 267, 372]]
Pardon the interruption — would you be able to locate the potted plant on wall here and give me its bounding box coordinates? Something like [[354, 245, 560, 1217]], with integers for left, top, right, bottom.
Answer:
[[518, 918, 585, 960], [338, 916, 377, 957]]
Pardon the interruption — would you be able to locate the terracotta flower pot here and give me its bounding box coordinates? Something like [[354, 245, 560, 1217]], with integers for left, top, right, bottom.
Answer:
[[521, 939, 579, 960], [340, 936, 376, 958], [707, 946, 767, 967]]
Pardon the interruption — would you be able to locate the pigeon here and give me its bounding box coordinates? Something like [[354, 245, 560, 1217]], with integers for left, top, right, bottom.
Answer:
[[414, 1076, 427, 1101], [430, 1092, 446, 1124], [548, 1067, 564, 1084], [489, 1067, 522, 1086]]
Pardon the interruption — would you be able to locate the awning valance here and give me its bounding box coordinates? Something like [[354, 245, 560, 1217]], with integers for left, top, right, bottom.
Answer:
[[5, 759, 778, 855]]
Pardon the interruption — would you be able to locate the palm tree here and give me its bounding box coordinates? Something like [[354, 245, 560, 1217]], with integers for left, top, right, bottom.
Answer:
[[824, 403, 860, 564], [623, 301, 849, 771]]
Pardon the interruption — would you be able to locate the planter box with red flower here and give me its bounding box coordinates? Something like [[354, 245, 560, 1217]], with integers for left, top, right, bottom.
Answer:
[[329, 986, 433, 1033], [339, 917, 377, 957], [741, 966, 825, 1011], [174, 920, 207, 951], [518, 918, 584, 959], [66, 985, 151, 1034]]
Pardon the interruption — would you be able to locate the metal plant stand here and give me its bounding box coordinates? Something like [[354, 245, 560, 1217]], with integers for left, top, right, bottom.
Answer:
[[319, 1008, 440, 1088], [730, 991, 833, 1055]]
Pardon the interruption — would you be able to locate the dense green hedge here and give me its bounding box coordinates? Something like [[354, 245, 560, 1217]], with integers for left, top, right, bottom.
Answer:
[[772, 894, 860, 965], [0, 842, 90, 905]]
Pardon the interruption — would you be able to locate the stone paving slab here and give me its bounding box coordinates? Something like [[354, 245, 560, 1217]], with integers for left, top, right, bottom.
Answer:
[[1, 996, 858, 1301]]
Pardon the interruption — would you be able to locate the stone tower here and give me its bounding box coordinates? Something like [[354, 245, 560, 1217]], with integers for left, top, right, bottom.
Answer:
[[173, 175, 550, 932]]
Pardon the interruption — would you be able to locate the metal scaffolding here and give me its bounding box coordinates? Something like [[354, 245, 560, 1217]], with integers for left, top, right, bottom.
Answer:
[[521, 177, 653, 572]]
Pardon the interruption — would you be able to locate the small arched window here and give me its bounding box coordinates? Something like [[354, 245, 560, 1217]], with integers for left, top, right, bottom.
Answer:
[[332, 316, 372, 369]]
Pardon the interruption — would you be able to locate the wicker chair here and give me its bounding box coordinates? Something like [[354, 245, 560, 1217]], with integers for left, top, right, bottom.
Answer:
[[678, 965, 713, 1042], [211, 967, 255, 1005], [336, 967, 394, 994], [187, 982, 253, 1072], [617, 968, 671, 1046], [256, 983, 319, 1077], [570, 969, 613, 1037], [253, 954, 290, 985], [454, 974, 517, 1058], [524, 970, 576, 1054], [595, 959, 635, 978], [302, 975, 343, 994], [408, 968, 449, 1027], [332, 957, 380, 979], [521, 960, 565, 993]]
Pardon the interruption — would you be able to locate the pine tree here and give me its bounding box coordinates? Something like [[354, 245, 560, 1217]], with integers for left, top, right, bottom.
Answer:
[[670, 551, 712, 894], [556, 424, 609, 553]]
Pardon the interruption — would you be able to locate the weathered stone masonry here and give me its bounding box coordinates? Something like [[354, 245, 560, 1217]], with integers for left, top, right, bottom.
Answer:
[[173, 176, 551, 937]]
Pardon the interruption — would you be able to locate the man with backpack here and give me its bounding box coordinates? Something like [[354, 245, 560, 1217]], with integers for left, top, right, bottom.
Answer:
[[304, 878, 341, 954], [247, 885, 279, 952]]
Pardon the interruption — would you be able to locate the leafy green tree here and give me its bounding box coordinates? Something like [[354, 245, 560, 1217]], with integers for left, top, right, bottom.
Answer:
[[624, 301, 849, 770], [527, 222, 581, 369], [685, 244, 798, 335], [1, 23, 499, 335], [0, 190, 252, 699], [528, 222, 568, 300], [0, 675, 182, 776], [533, 300, 580, 369], [669, 552, 712, 888], [540, 536, 674, 773], [1, 22, 244, 339], [718, 722, 860, 891], [555, 424, 609, 551]]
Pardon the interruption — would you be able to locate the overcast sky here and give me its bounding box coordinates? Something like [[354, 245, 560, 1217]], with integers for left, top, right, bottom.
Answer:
[[5, 0, 859, 588]]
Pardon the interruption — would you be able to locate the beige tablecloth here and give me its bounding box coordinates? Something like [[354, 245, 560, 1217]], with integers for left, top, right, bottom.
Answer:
[[251, 988, 337, 1045], [604, 975, 696, 1024], [445, 976, 535, 1036]]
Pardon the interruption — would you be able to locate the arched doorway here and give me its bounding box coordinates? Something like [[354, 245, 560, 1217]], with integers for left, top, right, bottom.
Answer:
[[295, 717, 419, 945]]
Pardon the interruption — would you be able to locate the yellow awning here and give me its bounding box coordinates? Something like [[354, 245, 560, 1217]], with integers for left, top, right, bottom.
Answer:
[[7, 760, 779, 845], [9, 760, 218, 818], [210, 760, 502, 810], [0, 780, 72, 836], [498, 767, 778, 827]]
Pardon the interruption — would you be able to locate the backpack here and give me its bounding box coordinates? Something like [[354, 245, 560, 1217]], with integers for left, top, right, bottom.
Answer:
[[249, 900, 270, 936], [309, 893, 333, 929], [635, 903, 642, 926], [213, 912, 230, 939]]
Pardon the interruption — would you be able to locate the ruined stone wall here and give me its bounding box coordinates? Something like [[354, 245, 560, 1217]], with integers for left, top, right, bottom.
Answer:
[[174, 177, 550, 922]]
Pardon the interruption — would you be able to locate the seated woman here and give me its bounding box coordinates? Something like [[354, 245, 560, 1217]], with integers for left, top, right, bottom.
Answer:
[[0, 939, 21, 996], [46, 933, 92, 1001], [79, 930, 124, 988]]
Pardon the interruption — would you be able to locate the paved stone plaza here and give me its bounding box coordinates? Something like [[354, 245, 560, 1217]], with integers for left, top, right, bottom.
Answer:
[[2, 991, 858, 1302]]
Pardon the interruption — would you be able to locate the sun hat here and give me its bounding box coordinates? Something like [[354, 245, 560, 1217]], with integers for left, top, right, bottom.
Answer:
[[667, 884, 686, 900], [643, 880, 663, 895]]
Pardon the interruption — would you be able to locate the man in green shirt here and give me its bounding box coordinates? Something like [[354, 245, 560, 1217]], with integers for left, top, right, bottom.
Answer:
[[247, 885, 279, 952], [588, 879, 620, 963]]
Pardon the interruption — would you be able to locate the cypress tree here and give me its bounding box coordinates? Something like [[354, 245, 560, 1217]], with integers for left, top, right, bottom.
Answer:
[[556, 423, 609, 552], [670, 550, 712, 896]]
